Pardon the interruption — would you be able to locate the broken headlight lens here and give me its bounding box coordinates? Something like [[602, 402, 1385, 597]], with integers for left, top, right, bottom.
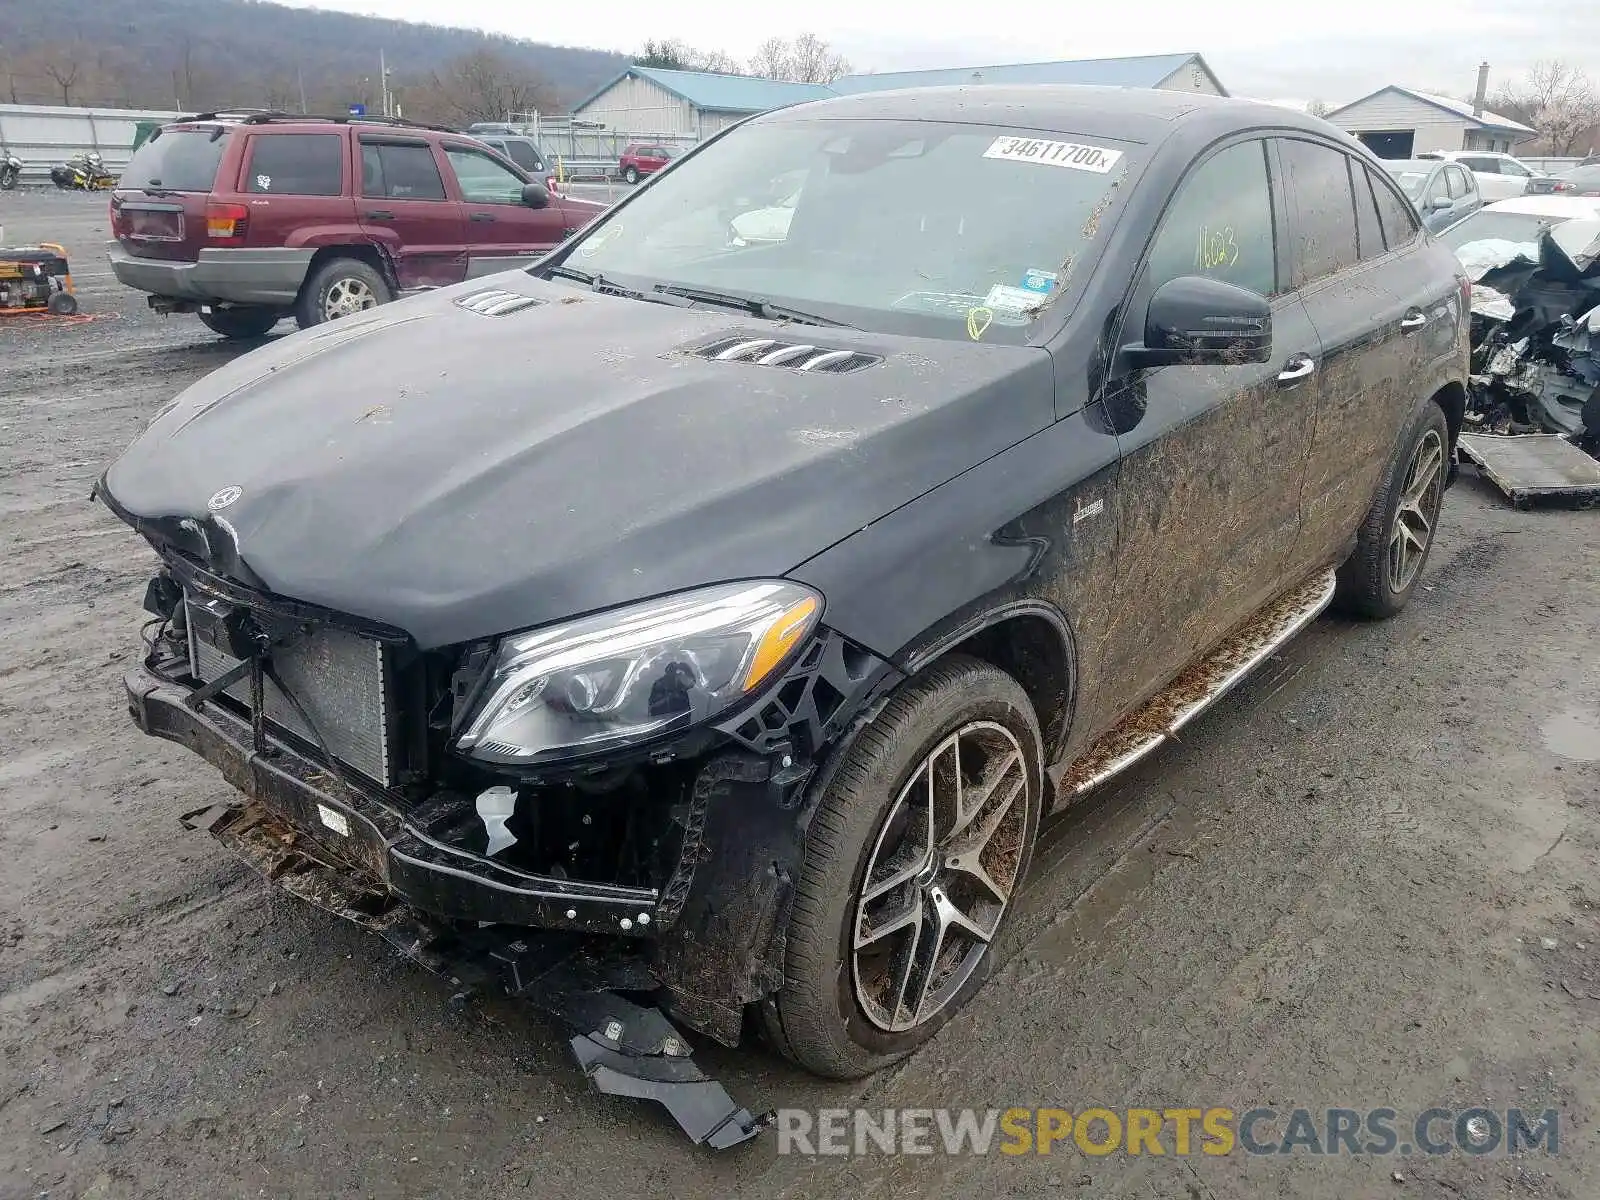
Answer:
[[454, 581, 822, 766]]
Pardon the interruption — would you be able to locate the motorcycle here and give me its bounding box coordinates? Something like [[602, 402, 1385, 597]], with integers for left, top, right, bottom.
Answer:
[[0, 151, 20, 190], [50, 151, 115, 191]]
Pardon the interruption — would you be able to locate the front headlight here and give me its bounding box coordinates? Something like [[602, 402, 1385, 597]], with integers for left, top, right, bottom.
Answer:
[[455, 581, 822, 766]]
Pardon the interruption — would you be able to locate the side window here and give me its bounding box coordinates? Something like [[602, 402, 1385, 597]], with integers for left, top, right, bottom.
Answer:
[[1446, 166, 1472, 199], [1424, 171, 1450, 206], [1368, 166, 1420, 249], [502, 140, 543, 172], [1463, 157, 1497, 174], [245, 133, 343, 195], [360, 141, 446, 200], [1501, 159, 1531, 178], [444, 147, 526, 204], [1277, 138, 1359, 287], [1351, 160, 1385, 261], [1144, 139, 1276, 298]]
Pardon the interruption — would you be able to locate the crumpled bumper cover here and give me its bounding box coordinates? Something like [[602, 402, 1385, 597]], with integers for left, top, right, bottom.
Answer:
[[124, 665, 661, 934]]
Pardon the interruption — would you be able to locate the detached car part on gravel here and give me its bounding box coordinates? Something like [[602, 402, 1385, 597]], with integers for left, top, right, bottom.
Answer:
[[97, 86, 1470, 1146]]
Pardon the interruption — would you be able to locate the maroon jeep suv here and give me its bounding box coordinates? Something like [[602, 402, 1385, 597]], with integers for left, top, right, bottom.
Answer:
[[109, 113, 606, 338]]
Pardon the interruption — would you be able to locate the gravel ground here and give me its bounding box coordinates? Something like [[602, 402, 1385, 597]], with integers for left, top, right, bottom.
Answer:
[[2, 188, 1598, 1200]]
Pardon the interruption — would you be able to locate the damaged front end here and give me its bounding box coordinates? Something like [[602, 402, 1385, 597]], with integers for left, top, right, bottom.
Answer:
[[110, 506, 891, 1148], [1459, 218, 1600, 503]]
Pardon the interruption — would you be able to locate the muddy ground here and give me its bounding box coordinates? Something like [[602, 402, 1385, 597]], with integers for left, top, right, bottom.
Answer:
[[2, 189, 1598, 1200]]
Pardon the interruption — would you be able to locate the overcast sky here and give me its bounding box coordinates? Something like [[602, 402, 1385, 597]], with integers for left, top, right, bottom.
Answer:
[[277, 0, 1596, 105]]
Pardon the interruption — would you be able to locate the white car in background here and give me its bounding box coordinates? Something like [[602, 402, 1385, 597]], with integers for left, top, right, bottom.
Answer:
[[1418, 151, 1546, 201]]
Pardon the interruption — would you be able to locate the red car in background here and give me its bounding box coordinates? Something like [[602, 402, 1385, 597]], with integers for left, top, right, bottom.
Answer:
[[617, 143, 678, 184], [108, 112, 605, 338]]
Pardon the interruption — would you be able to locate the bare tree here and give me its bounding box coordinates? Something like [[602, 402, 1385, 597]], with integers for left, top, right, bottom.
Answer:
[[1491, 60, 1600, 154], [408, 49, 557, 126], [38, 46, 82, 104], [748, 33, 851, 84], [635, 39, 741, 74], [1306, 99, 1333, 119]]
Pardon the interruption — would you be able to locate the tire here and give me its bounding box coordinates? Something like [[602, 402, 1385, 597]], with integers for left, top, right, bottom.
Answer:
[[0, 164, 17, 190], [294, 256, 391, 329], [1335, 400, 1450, 619], [196, 306, 279, 339], [46, 291, 78, 316], [623, 166, 640, 184], [763, 655, 1044, 1079]]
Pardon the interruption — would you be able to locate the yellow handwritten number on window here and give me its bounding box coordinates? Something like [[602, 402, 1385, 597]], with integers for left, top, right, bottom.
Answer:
[[1195, 225, 1239, 272]]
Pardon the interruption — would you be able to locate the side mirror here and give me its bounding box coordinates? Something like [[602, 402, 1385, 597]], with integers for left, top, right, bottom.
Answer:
[[1428, 195, 1452, 211], [521, 182, 550, 209], [1124, 276, 1272, 369]]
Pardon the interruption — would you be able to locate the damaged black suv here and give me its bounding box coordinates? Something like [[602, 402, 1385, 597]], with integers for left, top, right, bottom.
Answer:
[[99, 86, 1469, 1145]]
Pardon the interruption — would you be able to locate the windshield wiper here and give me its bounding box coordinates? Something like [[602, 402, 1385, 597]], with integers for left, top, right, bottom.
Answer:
[[651, 284, 854, 329], [540, 264, 691, 308]]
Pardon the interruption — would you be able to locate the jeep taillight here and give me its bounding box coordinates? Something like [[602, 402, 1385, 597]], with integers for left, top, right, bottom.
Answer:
[[205, 201, 249, 245]]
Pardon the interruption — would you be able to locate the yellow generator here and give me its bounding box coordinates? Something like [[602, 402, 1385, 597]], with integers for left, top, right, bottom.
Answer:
[[0, 243, 79, 315]]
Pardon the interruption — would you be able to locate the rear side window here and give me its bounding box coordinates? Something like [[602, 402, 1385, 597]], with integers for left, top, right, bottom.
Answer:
[[1277, 138, 1359, 287], [361, 141, 446, 200], [1446, 166, 1472, 199], [502, 140, 544, 171], [1145, 139, 1276, 298], [120, 128, 228, 191], [1368, 167, 1421, 248], [1352, 162, 1385, 260], [1461, 157, 1496, 174], [245, 134, 343, 195]]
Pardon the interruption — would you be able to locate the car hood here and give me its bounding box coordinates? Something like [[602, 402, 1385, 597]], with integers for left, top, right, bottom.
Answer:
[[101, 274, 1055, 648]]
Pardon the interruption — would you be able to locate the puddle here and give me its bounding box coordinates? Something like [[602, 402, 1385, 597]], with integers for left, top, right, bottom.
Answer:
[[1541, 707, 1600, 762]]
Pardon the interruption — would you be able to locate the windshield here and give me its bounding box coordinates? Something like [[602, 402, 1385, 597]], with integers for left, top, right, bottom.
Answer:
[[559, 118, 1139, 343], [1438, 210, 1564, 251], [1384, 167, 1429, 201], [120, 127, 228, 191]]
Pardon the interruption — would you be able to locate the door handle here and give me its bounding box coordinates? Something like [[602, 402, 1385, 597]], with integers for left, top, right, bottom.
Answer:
[[364, 209, 394, 220], [1399, 309, 1428, 332], [468, 212, 495, 223], [1277, 354, 1317, 386]]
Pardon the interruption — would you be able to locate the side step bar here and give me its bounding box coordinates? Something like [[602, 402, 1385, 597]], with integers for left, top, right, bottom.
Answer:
[[1055, 569, 1338, 799], [182, 800, 772, 1150]]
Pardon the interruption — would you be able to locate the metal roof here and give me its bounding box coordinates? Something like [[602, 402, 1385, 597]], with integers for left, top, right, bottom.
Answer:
[[829, 54, 1225, 97], [1327, 86, 1536, 135], [572, 67, 833, 115]]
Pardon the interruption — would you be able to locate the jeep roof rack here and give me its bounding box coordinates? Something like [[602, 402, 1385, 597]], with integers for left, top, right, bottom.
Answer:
[[173, 110, 457, 134]]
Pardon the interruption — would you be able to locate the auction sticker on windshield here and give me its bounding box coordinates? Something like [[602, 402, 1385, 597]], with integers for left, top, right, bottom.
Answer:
[[983, 136, 1122, 173]]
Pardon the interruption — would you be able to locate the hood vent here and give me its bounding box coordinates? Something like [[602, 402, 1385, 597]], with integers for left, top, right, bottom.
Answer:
[[693, 336, 880, 374], [455, 289, 543, 316]]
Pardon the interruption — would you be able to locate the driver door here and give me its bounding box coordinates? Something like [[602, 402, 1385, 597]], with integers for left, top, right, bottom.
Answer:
[[1092, 137, 1320, 719]]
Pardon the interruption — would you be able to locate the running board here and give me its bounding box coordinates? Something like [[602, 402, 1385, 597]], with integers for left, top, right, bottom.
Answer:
[[1054, 569, 1338, 800]]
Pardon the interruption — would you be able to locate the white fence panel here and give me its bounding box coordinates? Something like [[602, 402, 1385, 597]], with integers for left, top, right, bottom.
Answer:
[[0, 103, 182, 182]]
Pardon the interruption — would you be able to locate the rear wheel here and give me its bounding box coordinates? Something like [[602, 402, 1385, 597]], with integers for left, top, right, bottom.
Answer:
[[1336, 401, 1449, 618], [0, 163, 18, 190], [197, 306, 279, 339], [295, 257, 391, 329], [763, 655, 1043, 1079], [46, 291, 78, 316]]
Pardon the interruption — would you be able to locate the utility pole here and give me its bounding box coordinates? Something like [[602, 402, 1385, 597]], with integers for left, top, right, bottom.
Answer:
[[379, 49, 391, 117], [298, 66, 307, 113]]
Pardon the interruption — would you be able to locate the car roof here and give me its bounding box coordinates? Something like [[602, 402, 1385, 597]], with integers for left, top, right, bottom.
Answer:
[[754, 84, 1326, 144], [1382, 160, 1444, 171], [1481, 195, 1600, 217]]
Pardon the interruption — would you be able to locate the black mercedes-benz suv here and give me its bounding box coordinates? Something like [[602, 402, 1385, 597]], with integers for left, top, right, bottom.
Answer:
[[98, 85, 1469, 1146]]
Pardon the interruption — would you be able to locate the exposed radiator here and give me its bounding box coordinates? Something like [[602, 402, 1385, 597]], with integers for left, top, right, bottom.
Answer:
[[187, 599, 396, 786]]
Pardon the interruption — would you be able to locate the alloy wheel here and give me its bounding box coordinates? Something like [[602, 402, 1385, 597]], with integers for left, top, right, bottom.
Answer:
[[323, 277, 378, 321], [1388, 428, 1445, 593], [851, 720, 1030, 1033]]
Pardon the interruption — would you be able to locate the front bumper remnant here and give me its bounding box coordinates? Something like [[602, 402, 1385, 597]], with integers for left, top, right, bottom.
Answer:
[[182, 798, 772, 1149]]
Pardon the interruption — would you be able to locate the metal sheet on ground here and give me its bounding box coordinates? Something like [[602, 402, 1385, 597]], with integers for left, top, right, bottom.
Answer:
[[1458, 432, 1600, 505]]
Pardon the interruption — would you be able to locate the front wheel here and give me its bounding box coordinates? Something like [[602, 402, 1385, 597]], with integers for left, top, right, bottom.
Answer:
[[763, 655, 1043, 1079], [197, 306, 279, 339], [1336, 401, 1449, 619], [623, 166, 640, 184], [0, 163, 18, 190]]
